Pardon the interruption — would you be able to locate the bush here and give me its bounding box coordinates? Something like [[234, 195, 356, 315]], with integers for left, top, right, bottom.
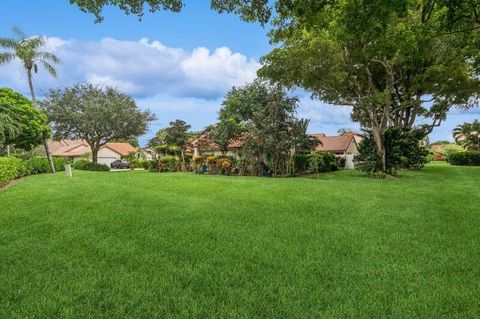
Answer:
[[355, 128, 428, 174], [152, 156, 179, 172], [131, 159, 149, 169], [293, 154, 309, 173], [73, 160, 110, 171], [447, 151, 480, 166], [0, 157, 24, 186], [307, 152, 338, 174]]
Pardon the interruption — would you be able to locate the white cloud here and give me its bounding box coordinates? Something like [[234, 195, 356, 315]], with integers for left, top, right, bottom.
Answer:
[[0, 36, 259, 99]]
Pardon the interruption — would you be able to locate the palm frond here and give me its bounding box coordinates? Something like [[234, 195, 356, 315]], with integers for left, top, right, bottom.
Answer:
[[41, 61, 57, 77], [0, 52, 16, 66], [11, 26, 27, 41], [36, 51, 60, 64], [0, 37, 18, 49]]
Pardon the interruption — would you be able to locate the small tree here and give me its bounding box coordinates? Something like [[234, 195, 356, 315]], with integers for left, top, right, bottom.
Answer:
[[0, 88, 49, 151], [42, 83, 155, 163], [164, 119, 191, 171]]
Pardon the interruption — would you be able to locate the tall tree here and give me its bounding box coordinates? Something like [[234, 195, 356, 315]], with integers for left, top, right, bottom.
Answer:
[[0, 27, 60, 172], [164, 119, 191, 171], [258, 1, 480, 173], [42, 83, 156, 163], [217, 80, 313, 175], [453, 120, 480, 151]]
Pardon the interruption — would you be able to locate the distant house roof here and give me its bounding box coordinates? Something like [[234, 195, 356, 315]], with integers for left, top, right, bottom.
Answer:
[[49, 140, 136, 157], [102, 143, 137, 156], [429, 144, 444, 153], [188, 130, 246, 152], [312, 133, 360, 153]]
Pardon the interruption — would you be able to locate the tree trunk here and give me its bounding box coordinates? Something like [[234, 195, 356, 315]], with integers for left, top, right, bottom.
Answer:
[[372, 126, 387, 172], [91, 148, 99, 164], [27, 68, 56, 173], [180, 149, 186, 171]]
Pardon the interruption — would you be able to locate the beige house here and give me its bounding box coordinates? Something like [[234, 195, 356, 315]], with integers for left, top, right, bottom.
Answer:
[[311, 133, 362, 157], [49, 140, 137, 166]]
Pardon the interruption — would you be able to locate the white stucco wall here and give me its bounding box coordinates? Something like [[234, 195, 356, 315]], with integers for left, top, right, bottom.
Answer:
[[96, 147, 121, 166]]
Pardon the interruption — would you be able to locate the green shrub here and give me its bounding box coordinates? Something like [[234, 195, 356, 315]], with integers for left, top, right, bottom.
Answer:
[[22, 157, 71, 175], [355, 128, 428, 174], [73, 160, 110, 171], [131, 159, 149, 169], [0, 157, 24, 186], [307, 152, 338, 174], [447, 151, 480, 166], [293, 154, 309, 173], [152, 156, 179, 172]]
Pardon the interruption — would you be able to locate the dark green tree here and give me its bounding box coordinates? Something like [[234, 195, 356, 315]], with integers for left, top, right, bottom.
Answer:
[[0, 88, 50, 151], [258, 1, 480, 173], [41, 83, 156, 163], [164, 119, 191, 171]]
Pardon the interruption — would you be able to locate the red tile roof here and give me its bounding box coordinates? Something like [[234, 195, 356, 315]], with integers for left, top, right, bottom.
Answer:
[[312, 133, 358, 153], [49, 140, 136, 157], [102, 143, 137, 156]]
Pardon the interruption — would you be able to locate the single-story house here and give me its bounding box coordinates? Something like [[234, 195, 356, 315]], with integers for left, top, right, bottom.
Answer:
[[188, 131, 244, 158], [49, 140, 137, 167], [311, 133, 362, 157]]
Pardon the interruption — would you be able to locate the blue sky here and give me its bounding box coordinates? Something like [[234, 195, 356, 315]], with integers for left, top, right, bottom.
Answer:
[[1, 0, 478, 145]]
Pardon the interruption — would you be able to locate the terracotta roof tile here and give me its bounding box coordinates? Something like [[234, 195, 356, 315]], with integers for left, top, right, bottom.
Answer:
[[312, 133, 357, 153]]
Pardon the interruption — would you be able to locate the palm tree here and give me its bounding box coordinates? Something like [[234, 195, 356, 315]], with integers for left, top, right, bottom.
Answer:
[[453, 119, 480, 151], [0, 27, 60, 172]]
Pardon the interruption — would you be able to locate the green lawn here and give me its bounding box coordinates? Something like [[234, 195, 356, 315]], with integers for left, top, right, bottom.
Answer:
[[0, 164, 479, 318]]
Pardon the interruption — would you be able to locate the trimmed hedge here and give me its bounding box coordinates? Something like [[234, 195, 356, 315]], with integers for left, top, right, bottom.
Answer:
[[1, 156, 72, 187], [0, 157, 23, 186], [22, 157, 70, 174], [73, 160, 110, 171], [447, 151, 480, 166], [307, 152, 339, 173]]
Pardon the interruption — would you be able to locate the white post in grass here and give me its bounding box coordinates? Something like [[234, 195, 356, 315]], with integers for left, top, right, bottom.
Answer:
[[345, 154, 355, 170], [65, 164, 72, 177]]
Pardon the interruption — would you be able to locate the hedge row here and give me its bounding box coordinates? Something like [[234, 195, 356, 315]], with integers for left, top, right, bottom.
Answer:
[[73, 160, 110, 171], [447, 151, 480, 166], [0, 156, 70, 186]]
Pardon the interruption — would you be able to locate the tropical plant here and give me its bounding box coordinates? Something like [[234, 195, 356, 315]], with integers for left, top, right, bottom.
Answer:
[[0, 27, 60, 172], [453, 120, 480, 151]]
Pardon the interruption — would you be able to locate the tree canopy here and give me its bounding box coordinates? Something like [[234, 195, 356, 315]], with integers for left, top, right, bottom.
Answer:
[[41, 83, 156, 163], [0, 88, 50, 150], [213, 80, 316, 175], [69, 0, 272, 24], [257, 0, 480, 172]]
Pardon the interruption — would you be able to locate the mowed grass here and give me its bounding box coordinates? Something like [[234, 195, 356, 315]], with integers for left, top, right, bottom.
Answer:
[[0, 164, 479, 318]]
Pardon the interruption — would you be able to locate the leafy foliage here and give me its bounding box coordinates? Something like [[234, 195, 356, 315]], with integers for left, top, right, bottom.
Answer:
[[73, 159, 110, 171], [0, 88, 50, 150], [42, 83, 155, 163], [306, 152, 338, 174], [151, 156, 180, 172], [0, 157, 23, 186], [447, 151, 480, 166], [355, 128, 429, 174], [453, 119, 480, 151], [68, 0, 272, 24], [258, 1, 480, 173]]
